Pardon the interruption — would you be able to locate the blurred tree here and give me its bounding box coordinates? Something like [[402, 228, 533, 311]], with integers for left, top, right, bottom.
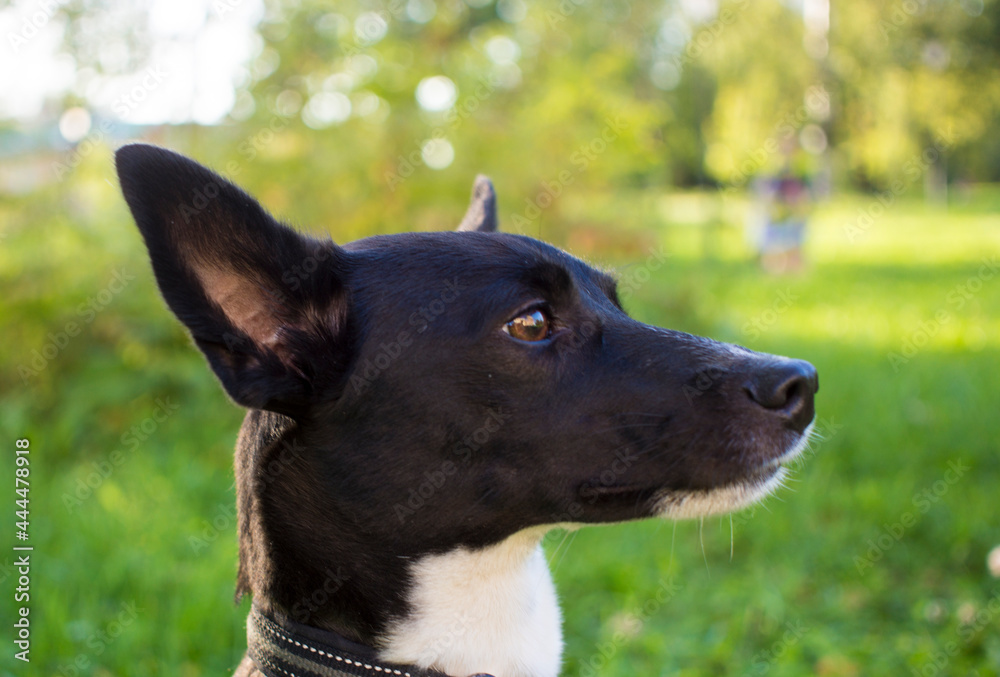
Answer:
[[42, 0, 1000, 212], [829, 0, 1000, 190], [225, 0, 671, 236], [696, 0, 823, 185]]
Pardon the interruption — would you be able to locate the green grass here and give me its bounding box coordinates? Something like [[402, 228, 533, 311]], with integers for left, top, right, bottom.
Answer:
[[1, 152, 998, 676]]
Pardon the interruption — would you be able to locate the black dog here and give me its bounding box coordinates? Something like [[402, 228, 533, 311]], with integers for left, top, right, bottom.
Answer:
[[116, 144, 817, 677]]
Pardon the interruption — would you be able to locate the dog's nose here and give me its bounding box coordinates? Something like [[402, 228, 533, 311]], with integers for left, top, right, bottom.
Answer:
[[744, 359, 818, 433]]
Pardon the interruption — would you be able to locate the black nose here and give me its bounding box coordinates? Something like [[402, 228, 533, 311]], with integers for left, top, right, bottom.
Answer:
[[744, 359, 818, 433]]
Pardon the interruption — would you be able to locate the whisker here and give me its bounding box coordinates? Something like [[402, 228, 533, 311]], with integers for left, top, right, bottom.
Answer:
[[550, 529, 579, 574], [729, 514, 734, 562], [547, 528, 577, 571], [669, 521, 678, 571], [699, 517, 709, 575]]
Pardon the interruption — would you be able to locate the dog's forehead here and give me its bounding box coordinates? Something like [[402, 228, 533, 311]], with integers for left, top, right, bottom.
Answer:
[[343, 231, 615, 296]]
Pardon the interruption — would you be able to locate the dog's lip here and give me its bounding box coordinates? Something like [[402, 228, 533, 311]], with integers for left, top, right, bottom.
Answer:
[[746, 460, 785, 482], [586, 426, 812, 500], [582, 483, 651, 498], [585, 451, 794, 500], [765, 424, 813, 468], [583, 463, 781, 499], [751, 432, 815, 476]]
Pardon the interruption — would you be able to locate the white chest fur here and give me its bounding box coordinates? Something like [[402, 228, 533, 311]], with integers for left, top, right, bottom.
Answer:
[[380, 528, 563, 677]]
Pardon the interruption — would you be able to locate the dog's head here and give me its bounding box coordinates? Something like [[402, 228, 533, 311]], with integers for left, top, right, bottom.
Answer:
[[116, 144, 816, 636]]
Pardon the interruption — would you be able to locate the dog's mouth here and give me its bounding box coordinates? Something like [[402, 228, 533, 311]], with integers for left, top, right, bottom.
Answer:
[[584, 423, 814, 521], [649, 463, 787, 520], [654, 424, 814, 520]]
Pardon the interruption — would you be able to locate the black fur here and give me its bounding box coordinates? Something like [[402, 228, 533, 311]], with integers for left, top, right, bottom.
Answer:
[[115, 144, 817, 652]]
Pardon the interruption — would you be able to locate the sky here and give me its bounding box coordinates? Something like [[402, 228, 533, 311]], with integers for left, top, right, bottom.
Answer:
[[0, 0, 264, 129]]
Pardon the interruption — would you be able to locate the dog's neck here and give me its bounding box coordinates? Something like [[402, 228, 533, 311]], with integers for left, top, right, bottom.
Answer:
[[380, 528, 563, 677], [237, 412, 563, 677]]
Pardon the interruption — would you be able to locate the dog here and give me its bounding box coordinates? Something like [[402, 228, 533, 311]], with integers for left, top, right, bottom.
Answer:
[[115, 143, 817, 677]]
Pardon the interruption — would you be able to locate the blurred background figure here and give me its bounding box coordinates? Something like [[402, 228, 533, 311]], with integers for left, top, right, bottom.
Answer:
[[752, 143, 815, 274]]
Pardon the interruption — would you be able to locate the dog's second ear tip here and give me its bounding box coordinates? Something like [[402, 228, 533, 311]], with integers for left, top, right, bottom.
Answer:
[[114, 143, 142, 174], [472, 174, 495, 193], [114, 143, 163, 182], [472, 175, 497, 204], [457, 173, 499, 232], [115, 142, 158, 161], [114, 143, 189, 178]]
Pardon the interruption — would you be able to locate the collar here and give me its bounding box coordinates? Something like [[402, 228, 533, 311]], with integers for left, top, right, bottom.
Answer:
[[248, 605, 494, 677]]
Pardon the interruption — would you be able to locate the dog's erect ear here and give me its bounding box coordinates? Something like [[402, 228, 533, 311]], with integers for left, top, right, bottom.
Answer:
[[456, 175, 498, 233], [115, 144, 350, 417]]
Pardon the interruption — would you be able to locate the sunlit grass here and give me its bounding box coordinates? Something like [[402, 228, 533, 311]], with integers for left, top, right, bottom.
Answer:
[[1, 163, 997, 675]]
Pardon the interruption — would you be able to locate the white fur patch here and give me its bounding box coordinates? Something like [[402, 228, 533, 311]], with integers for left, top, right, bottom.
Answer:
[[652, 467, 788, 519], [653, 422, 814, 519], [380, 527, 562, 677], [379, 426, 813, 674]]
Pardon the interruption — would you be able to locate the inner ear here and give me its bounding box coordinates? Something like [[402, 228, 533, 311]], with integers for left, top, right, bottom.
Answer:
[[190, 261, 292, 353], [457, 175, 499, 233], [116, 143, 352, 416]]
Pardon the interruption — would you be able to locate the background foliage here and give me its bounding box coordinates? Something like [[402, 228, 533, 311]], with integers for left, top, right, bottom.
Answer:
[[1, 0, 998, 675]]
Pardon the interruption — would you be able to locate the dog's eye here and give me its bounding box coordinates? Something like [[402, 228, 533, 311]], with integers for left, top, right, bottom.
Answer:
[[503, 309, 551, 342]]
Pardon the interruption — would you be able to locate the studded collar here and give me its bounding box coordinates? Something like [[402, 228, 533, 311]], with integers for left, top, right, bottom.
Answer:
[[247, 605, 495, 677]]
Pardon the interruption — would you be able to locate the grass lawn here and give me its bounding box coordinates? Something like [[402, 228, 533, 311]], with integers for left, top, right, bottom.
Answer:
[[1, 152, 997, 676]]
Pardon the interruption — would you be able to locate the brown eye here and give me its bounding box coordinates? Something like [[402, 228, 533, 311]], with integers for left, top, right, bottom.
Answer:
[[503, 309, 551, 342]]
